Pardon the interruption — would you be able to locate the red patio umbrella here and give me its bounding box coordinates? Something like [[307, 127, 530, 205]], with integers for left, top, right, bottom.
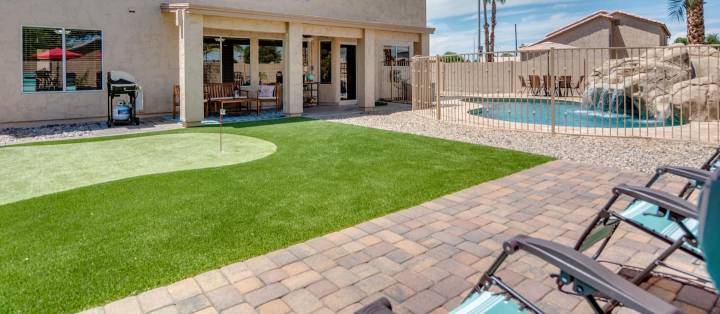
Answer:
[[31, 49, 83, 89], [32, 48, 82, 60]]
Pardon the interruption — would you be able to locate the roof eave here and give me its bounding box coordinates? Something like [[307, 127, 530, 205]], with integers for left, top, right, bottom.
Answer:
[[161, 2, 435, 34]]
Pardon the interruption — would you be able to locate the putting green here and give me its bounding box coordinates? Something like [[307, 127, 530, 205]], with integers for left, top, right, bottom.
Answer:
[[0, 133, 276, 206]]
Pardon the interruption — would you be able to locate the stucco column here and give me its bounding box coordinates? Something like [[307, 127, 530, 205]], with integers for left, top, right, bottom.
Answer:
[[420, 33, 430, 56], [283, 22, 303, 116], [358, 29, 376, 110], [178, 13, 204, 127], [331, 38, 342, 104], [250, 36, 260, 88]]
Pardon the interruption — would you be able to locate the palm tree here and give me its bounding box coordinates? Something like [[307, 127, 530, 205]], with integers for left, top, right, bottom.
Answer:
[[669, 0, 706, 44], [482, 0, 490, 61], [490, 0, 507, 58]]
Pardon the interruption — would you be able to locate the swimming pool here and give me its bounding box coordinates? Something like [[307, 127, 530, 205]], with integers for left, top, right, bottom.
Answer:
[[466, 98, 677, 128]]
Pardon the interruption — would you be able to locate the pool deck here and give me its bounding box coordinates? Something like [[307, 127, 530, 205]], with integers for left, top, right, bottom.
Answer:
[[84, 160, 714, 314]]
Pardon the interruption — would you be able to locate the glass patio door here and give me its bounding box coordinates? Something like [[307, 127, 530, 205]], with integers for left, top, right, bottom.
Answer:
[[340, 45, 356, 100]]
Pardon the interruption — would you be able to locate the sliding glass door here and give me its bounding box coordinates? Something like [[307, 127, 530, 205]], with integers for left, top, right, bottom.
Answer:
[[340, 45, 356, 101]]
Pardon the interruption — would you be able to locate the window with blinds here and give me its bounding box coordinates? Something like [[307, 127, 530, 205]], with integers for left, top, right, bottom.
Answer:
[[22, 26, 102, 93]]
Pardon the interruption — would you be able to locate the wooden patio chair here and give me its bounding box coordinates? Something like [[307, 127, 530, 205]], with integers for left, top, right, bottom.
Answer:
[[558, 76, 572, 97], [572, 75, 586, 97], [542, 75, 553, 96], [518, 75, 529, 94], [528, 75, 542, 96], [172, 84, 180, 119], [256, 83, 282, 114]]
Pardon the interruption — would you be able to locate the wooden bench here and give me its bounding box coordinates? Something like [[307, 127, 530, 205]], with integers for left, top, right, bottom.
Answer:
[[204, 83, 255, 116]]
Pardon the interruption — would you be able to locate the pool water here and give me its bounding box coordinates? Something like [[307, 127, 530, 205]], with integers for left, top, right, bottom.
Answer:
[[466, 98, 677, 128]]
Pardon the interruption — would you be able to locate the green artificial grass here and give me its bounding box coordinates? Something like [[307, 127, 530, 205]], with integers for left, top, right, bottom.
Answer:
[[0, 133, 276, 206], [0, 118, 553, 313]]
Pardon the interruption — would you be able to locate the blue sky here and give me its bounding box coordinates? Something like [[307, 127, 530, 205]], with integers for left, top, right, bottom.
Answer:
[[427, 0, 720, 55]]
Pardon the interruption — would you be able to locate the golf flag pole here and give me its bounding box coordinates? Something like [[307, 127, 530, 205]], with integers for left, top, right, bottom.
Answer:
[[219, 105, 225, 152]]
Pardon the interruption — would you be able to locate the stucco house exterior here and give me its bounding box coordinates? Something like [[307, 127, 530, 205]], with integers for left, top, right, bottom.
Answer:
[[520, 10, 671, 53], [1, 0, 432, 127]]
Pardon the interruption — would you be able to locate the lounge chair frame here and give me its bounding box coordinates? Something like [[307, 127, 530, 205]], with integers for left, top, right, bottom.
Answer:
[[463, 235, 681, 314]]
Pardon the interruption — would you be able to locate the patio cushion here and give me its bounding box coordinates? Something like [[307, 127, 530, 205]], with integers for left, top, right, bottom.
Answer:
[[259, 85, 275, 98], [451, 291, 529, 314], [619, 200, 700, 255]]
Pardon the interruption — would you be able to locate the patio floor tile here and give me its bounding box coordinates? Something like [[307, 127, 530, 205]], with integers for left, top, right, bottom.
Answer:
[[138, 287, 174, 312], [321, 286, 366, 311], [105, 297, 142, 314], [176, 294, 211, 314], [167, 279, 202, 302], [244, 283, 290, 308], [282, 289, 323, 314], [206, 285, 244, 311], [307, 279, 339, 299], [196, 270, 230, 293]]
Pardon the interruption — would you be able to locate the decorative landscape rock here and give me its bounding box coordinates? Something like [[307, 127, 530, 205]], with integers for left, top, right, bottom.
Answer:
[[670, 76, 720, 121], [584, 45, 720, 122]]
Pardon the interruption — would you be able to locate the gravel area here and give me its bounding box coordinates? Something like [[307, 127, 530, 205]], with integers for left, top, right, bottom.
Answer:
[[317, 108, 717, 173], [0, 118, 181, 146]]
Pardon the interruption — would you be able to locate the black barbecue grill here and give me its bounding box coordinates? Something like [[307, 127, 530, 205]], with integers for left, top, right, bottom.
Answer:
[[107, 71, 141, 127]]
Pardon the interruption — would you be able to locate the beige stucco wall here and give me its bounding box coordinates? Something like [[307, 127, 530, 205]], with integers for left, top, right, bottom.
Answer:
[[540, 16, 669, 50], [0, 0, 178, 124], [546, 18, 612, 48], [1, 0, 429, 125], [613, 15, 668, 47]]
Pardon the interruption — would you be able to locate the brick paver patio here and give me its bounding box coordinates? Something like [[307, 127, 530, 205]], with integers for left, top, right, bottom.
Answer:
[[82, 160, 716, 314]]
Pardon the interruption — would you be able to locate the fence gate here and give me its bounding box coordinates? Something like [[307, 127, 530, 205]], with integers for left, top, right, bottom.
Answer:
[[378, 60, 412, 103]]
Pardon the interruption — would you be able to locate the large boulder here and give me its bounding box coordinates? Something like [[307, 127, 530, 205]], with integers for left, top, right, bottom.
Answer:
[[670, 76, 720, 121], [688, 45, 720, 78]]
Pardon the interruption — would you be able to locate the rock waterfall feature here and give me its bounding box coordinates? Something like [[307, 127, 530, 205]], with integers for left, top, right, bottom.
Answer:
[[582, 45, 720, 123]]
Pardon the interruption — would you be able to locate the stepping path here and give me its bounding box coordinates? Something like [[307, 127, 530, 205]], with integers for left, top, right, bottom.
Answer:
[[83, 160, 714, 314]]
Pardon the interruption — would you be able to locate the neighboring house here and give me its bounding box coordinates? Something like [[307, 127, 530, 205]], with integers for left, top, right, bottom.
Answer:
[[1, 0, 432, 126], [520, 10, 670, 57]]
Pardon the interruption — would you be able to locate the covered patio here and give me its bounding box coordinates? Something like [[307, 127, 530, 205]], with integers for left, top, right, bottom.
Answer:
[[163, 3, 431, 126]]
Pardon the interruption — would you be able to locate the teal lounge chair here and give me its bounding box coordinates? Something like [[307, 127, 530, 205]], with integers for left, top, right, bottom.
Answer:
[[573, 147, 719, 290], [358, 232, 682, 313], [700, 167, 720, 286]]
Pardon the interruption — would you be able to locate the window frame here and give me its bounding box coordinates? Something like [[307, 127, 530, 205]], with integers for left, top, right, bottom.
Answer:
[[20, 25, 104, 94]]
